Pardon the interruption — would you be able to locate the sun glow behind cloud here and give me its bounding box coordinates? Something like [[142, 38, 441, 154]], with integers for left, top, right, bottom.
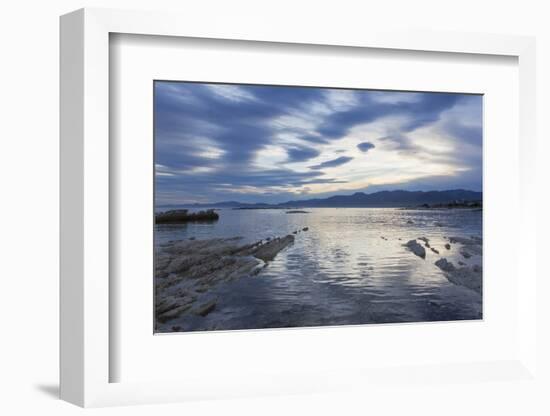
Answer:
[[154, 82, 482, 205]]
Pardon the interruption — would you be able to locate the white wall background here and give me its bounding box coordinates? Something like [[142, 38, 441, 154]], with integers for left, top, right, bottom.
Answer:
[[0, 0, 548, 414]]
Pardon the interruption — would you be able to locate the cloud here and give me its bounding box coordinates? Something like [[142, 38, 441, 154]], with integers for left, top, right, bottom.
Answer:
[[286, 146, 321, 162], [357, 142, 375, 152], [310, 156, 354, 170], [154, 81, 482, 204]]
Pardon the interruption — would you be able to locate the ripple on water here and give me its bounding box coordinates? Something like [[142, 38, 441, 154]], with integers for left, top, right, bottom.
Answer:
[[156, 207, 482, 331]]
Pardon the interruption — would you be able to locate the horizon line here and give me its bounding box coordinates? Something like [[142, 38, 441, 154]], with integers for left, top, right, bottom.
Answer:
[[156, 188, 483, 206]]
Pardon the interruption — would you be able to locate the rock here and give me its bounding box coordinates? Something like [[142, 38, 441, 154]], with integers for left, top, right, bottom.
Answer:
[[293, 231, 298, 234], [406, 220, 414, 224], [194, 299, 217, 317], [189, 236, 196, 240], [418, 237, 430, 247], [302, 227, 309, 231], [445, 243, 451, 250], [434, 222, 444, 227], [458, 261, 466, 266], [156, 209, 219, 224], [405, 240, 426, 259], [431, 247, 439, 254], [286, 210, 309, 214], [435, 258, 482, 294], [253, 234, 295, 262], [435, 258, 456, 272], [460, 250, 472, 259], [155, 234, 295, 328]]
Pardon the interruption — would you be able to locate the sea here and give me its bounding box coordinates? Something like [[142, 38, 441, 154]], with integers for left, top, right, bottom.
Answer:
[[155, 207, 482, 331]]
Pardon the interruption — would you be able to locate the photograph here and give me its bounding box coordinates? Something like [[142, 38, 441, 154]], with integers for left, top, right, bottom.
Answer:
[[153, 81, 483, 333]]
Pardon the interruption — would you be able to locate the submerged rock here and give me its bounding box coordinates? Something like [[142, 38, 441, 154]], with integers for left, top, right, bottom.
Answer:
[[286, 210, 309, 214], [445, 243, 451, 250], [302, 227, 309, 231], [405, 240, 426, 259]]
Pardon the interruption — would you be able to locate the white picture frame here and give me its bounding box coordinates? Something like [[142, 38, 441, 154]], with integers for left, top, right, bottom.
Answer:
[[60, 7, 537, 407]]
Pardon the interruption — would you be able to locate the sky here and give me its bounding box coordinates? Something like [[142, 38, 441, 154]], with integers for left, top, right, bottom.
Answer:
[[155, 81, 482, 205]]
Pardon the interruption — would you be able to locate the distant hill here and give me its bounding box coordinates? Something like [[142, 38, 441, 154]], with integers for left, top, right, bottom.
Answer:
[[158, 189, 482, 209], [278, 189, 482, 208]]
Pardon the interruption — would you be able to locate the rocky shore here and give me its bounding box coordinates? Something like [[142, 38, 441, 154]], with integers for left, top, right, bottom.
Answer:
[[402, 233, 482, 293], [155, 233, 297, 329], [155, 209, 219, 224]]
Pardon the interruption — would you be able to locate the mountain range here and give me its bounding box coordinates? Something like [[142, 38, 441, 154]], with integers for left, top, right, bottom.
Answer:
[[158, 189, 482, 209]]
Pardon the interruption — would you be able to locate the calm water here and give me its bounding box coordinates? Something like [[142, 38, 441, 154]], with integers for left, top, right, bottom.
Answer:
[[155, 208, 482, 331]]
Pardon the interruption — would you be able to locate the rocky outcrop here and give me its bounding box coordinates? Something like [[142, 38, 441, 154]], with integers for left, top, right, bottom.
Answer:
[[252, 235, 295, 262], [155, 234, 295, 327], [435, 258, 482, 294], [155, 209, 219, 224], [404, 239, 426, 259]]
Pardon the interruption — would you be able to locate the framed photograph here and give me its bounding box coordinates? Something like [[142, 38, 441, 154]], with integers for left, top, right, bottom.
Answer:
[[60, 8, 537, 407], [153, 81, 484, 333]]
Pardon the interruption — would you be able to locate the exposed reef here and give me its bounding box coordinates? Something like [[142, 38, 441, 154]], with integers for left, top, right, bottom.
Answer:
[[155, 209, 219, 224], [155, 234, 295, 328]]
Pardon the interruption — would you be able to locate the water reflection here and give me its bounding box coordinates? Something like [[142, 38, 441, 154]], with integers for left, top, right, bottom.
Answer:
[[155, 208, 482, 331]]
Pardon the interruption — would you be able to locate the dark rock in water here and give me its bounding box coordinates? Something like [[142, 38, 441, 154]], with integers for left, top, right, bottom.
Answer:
[[445, 243, 451, 250], [302, 227, 309, 231], [405, 240, 426, 259], [418, 237, 430, 247], [458, 261, 466, 266], [434, 222, 444, 227], [406, 220, 414, 224], [156, 209, 219, 224], [293, 231, 298, 234], [286, 210, 309, 214], [431, 247, 439, 254], [460, 250, 472, 259], [435, 258, 455, 272]]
